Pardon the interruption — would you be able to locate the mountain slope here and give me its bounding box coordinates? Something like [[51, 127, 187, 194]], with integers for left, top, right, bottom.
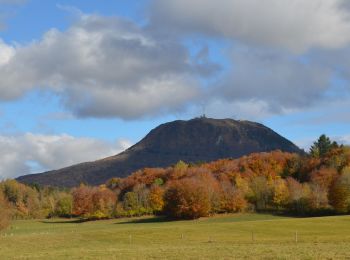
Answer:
[[17, 118, 302, 187]]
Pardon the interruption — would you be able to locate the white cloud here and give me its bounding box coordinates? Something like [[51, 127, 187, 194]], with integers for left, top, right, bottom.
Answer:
[[198, 98, 272, 121], [312, 46, 350, 82], [1, 4, 350, 121], [336, 135, 350, 145], [215, 46, 332, 112], [296, 134, 350, 151], [150, 0, 350, 117], [0, 14, 213, 119], [0, 133, 132, 179], [0, 39, 15, 65], [152, 0, 350, 53], [334, 135, 350, 145]]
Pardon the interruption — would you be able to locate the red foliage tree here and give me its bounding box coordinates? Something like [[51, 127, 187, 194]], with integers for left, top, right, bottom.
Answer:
[[164, 178, 211, 219], [219, 180, 247, 213], [72, 186, 94, 216], [72, 185, 116, 218]]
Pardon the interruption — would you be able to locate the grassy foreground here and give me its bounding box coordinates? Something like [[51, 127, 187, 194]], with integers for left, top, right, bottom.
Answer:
[[1, 214, 350, 259]]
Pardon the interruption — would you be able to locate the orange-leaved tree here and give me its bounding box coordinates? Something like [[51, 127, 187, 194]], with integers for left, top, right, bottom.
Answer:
[[0, 191, 11, 230], [148, 185, 165, 213], [164, 178, 211, 219], [329, 168, 350, 213]]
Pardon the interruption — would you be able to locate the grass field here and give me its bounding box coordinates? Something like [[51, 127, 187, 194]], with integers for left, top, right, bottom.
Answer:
[[1, 214, 350, 259]]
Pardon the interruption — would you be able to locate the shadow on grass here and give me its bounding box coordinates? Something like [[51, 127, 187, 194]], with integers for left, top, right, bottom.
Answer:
[[261, 209, 338, 219], [40, 219, 89, 224], [116, 216, 179, 225]]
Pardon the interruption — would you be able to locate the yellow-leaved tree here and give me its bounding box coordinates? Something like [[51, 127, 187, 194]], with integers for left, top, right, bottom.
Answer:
[[0, 191, 11, 231], [329, 168, 350, 213]]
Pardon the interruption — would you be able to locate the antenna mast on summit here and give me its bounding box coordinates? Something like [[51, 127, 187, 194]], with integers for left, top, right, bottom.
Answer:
[[200, 102, 206, 118]]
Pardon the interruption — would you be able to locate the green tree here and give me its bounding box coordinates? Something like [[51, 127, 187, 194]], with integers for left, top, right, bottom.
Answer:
[[54, 195, 73, 217], [123, 192, 138, 211], [153, 178, 164, 186], [248, 176, 272, 211], [2, 179, 21, 204], [310, 134, 338, 158]]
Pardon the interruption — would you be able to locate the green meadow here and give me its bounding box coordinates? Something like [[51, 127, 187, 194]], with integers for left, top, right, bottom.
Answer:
[[1, 214, 350, 259]]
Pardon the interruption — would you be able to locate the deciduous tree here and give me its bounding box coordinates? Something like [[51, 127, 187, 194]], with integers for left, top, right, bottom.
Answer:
[[329, 170, 350, 213], [164, 178, 210, 219], [0, 192, 11, 230]]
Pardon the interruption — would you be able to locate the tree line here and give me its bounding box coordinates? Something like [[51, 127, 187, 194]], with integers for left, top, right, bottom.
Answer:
[[1, 135, 350, 230]]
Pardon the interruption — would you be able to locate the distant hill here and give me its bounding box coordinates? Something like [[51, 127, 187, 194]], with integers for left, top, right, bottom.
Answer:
[[17, 117, 302, 187]]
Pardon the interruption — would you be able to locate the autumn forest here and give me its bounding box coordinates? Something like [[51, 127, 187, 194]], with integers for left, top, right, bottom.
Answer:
[[1, 135, 350, 230]]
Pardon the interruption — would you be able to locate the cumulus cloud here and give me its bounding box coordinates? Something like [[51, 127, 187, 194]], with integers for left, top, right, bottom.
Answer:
[[296, 134, 350, 151], [0, 39, 15, 65], [196, 98, 272, 121], [149, 0, 350, 115], [151, 0, 350, 53], [214, 47, 332, 112], [1, 3, 350, 121], [0, 133, 132, 179], [298, 111, 350, 126], [0, 14, 216, 119], [338, 135, 350, 145], [312, 47, 350, 82]]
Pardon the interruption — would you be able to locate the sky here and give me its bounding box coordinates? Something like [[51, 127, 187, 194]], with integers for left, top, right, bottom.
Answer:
[[1, 0, 350, 179]]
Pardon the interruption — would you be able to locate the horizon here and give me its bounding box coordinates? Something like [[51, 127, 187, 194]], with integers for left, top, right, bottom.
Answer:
[[1, 0, 350, 179]]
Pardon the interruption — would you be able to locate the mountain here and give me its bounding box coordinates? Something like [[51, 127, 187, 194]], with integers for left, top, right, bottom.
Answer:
[[17, 117, 302, 187]]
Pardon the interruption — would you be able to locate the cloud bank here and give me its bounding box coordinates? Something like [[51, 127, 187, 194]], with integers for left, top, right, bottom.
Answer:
[[0, 15, 217, 119], [0, 133, 132, 179], [216, 47, 332, 112], [151, 0, 350, 116], [152, 0, 350, 53], [1, 2, 350, 120]]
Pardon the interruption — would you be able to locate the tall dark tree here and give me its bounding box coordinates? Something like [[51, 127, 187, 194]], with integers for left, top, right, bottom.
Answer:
[[310, 135, 338, 158]]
